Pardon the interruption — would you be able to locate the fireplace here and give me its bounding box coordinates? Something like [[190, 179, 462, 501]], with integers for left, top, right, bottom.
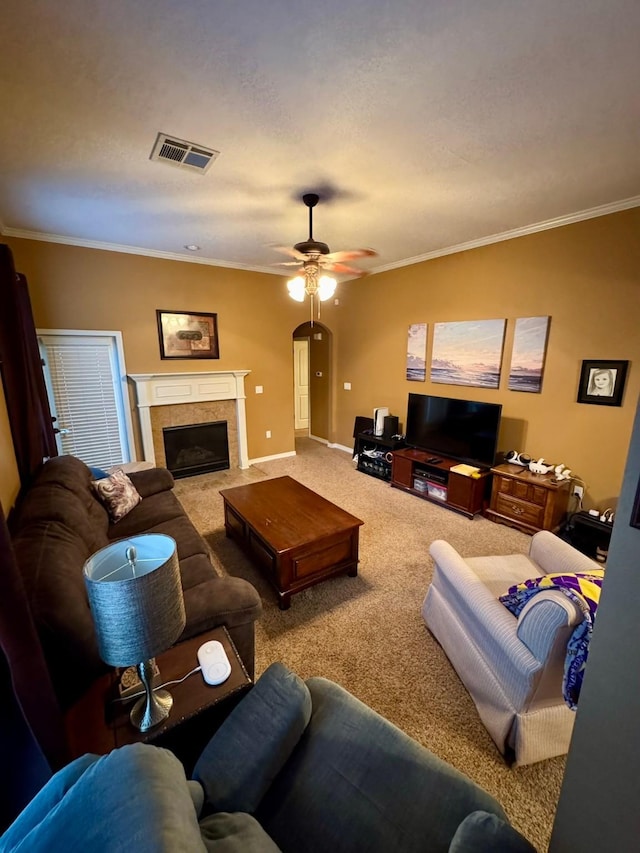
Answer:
[[163, 421, 230, 479], [129, 371, 250, 469]]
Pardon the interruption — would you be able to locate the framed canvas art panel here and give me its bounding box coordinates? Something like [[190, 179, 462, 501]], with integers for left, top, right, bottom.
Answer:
[[156, 310, 219, 360], [508, 316, 551, 392], [406, 323, 427, 381], [576, 359, 628, 406], [431, 319, 506, 389]]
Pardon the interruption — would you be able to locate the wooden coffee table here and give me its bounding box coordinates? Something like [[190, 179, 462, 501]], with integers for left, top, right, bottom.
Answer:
[[220, 476, 364, 609]]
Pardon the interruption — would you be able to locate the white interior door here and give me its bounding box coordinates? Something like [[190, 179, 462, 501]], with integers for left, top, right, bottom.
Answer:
[[38, 330, 135, 469], [294, 338, 310, 430]]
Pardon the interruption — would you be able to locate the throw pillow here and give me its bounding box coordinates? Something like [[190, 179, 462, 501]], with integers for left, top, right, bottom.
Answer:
[[92, 468, 142, 522], [449, 810, 536, 853], [88, 465, 110, 480]]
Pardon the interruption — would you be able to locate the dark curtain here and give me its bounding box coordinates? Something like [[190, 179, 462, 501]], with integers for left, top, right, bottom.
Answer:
[[0, 243, 57, 490], [0, 506, 67, 830], [0, 245, 64, 828]]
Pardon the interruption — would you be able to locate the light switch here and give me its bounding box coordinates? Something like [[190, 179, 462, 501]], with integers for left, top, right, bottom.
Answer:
[[344, 382, 351, 390], [255, 385, 263, 394]]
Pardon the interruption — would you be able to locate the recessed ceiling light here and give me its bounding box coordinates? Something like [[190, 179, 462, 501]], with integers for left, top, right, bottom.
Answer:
[[184, 244, 201, 251]]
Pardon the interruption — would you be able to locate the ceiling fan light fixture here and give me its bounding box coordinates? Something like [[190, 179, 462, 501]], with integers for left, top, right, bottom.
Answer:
[[318, 275, 337, 301], [287, 277, 306, 302]]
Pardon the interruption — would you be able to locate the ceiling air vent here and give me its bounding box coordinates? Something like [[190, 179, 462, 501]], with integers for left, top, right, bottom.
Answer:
[[150, 132, 219, 174]]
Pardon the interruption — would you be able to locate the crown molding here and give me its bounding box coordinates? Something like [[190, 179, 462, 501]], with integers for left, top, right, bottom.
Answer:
[[0, 227, 282, 276], [3, 193, 639, 277], [370, 195, 640, 274]]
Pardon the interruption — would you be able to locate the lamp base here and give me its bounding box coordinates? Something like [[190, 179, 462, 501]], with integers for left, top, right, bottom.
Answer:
[[129, 659, 173, 732], [130, 688, 173, 732]]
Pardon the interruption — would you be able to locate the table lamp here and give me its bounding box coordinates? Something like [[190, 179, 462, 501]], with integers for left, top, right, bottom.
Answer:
[[84, 533, 186, 732]]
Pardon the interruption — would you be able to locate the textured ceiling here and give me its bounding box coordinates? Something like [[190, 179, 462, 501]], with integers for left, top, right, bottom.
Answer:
[[1, 0, 639, 275]]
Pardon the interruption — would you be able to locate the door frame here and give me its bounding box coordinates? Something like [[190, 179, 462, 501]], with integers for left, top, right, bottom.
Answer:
[[37, 328, 136, 463]]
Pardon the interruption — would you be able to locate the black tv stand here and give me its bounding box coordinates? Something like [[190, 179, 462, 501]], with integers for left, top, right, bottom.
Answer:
[[390, 447, 491, 518], [355, 432, 405, 482]]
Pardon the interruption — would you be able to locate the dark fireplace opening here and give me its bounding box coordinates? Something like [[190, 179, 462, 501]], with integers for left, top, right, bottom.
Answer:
[[163, 420, 230, 479]]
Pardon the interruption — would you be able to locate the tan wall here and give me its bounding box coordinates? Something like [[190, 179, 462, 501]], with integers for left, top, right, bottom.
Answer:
[[6, 238, 341, 464], [0, 381, 20, 513], [333, 209, 640, 508], [5, 208, 639, 508]]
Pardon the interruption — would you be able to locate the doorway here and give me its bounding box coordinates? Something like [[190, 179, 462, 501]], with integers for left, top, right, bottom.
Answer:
[[293, 322, 332, 442], [38, 329, 135, 469], [293, 338, 309, 431]]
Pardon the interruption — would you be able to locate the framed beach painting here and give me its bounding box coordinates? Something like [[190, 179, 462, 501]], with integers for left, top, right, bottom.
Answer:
[[508, 316, 551, 392], [431, 319, 506, 389], [406, 323, 427, 381]]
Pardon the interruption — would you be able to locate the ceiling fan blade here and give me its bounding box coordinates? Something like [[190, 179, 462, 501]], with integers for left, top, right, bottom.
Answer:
[[272, 260, 304, 267], [269, 244, 308, 261], [323, 248, 377, 263], [323, 261, 370, 277]]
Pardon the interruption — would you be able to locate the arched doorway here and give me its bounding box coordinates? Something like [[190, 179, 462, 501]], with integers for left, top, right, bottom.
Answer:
[[292, 322, 332, 442]]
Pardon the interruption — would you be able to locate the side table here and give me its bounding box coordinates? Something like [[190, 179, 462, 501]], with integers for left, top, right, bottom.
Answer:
[[486, 463, 571, 534], [64, 626, 251, 773]]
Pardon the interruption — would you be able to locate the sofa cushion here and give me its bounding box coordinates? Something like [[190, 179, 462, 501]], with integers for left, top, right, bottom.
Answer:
[[449, 811, 536, 853], [12, 518, 107, 707], [92, 468, 142, 522], [193, 663, 312, 815], [199, 813, 282, 852], [12, 456, 110, 552]]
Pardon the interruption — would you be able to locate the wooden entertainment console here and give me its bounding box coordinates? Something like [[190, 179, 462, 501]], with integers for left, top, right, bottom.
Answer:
[[390, 448, 491, 519]]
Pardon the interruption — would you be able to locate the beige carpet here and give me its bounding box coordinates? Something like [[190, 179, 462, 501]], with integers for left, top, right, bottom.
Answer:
[[175, 438, 565, 851]]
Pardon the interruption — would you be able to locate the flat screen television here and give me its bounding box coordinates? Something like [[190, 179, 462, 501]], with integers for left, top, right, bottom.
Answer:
[[405, 393, 502, 469]]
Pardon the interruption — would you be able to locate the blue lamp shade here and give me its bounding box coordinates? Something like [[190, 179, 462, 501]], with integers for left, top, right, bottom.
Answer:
[[83, 534, 186, 667]]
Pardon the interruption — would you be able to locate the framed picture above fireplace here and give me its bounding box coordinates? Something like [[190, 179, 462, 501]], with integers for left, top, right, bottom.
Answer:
[[156, 310, 219, 359]]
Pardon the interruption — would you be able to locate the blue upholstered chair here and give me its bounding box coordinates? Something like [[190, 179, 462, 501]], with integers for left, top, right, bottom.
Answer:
[[0, 663, 535, 852]]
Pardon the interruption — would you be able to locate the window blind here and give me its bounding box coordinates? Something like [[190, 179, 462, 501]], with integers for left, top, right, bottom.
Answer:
[[44, 339, 125, 469]]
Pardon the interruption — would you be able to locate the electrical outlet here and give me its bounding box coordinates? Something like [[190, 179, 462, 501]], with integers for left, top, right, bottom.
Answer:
[[265, 430, 271, 439], [573, 485, 584, 500]]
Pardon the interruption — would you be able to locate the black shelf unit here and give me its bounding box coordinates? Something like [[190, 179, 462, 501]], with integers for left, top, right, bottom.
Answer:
[[355, 432, 405, 482], [562, 510, 613, 562]]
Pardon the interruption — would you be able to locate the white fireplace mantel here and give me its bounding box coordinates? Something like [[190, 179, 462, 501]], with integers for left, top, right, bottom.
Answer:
[[129, 371, 251, 469]]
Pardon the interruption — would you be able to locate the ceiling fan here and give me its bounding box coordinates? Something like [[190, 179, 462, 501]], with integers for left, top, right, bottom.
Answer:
[[272, 193, 377, 320]]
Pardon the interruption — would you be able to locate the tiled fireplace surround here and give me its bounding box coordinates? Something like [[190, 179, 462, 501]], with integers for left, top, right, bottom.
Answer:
[[129, 371, 250, 470]]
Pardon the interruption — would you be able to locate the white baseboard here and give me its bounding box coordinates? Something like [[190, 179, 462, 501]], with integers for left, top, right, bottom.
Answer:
[[249, 450, 296, 465], [308, 434, 327, 444], [328, 442, 354, 454], [310, 436, 354, 455]]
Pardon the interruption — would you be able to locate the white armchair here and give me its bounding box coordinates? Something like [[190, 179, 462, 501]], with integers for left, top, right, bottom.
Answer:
[[422, 531, 598, 765]]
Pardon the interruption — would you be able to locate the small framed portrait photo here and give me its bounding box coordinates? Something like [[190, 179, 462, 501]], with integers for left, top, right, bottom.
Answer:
[[577, 359, 629, 406]]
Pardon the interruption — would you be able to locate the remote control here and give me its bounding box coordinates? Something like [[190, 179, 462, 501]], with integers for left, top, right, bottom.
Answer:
[[196, 640, 232, 686]]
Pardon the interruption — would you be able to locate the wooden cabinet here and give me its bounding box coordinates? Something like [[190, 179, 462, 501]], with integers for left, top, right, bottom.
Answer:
[[390, 448, 490, 519], [486, 463, 571, 534]]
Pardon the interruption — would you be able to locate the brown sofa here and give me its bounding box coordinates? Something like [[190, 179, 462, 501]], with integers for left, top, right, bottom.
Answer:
[[10, 455, 262, 709]]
